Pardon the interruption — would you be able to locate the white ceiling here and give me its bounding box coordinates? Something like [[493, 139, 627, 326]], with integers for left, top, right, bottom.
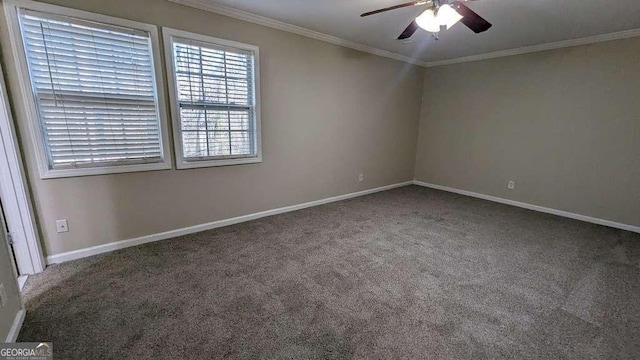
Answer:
[[195, 0, 640, 63]]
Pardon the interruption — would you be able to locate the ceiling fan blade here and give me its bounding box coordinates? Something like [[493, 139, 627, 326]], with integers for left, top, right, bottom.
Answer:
[[452, 1, 492, 33], [398, 20, 419, 39], [361, 1, 422, 17]]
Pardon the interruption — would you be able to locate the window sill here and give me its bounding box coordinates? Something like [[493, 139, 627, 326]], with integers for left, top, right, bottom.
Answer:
[[176, 155, 262, 169], [40, 161, 172, 179]]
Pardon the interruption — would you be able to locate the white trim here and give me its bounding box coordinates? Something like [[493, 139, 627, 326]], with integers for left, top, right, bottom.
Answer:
[[170, 0, 640, 69], [35, 162, 172, 179], [425, 29, 640, 67], [413, 181, 640, 233], [47, 181, 413, 264], [177, 156, 262, 169], [168, 0, 428, 67], [17, 275, 28, 291], [3, 0, 174, 179], [162, 27, 263, 169], [0, 60, 45, 274], [5, 308, 25, 343]]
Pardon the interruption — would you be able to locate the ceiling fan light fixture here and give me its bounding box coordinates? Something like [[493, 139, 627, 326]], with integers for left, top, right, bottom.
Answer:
[[415, 9, 440, 33], [415, 4, 464, 33], [363, 0, 492, 40], [437, 4, 464, 29]]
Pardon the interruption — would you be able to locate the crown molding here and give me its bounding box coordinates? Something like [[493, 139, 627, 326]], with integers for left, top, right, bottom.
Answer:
[[169, 0, 640, 70], [425, 28, 640, 67], [169, 0, 429, 67]]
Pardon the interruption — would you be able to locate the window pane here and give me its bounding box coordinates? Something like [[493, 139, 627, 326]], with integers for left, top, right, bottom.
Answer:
[[177, 73, 203, 102], [180, 108, 206, 131], [227, 79, 249, 106], [229, 110, 249, 131], [230, 131, 250, 155], [208, 131, 230, 157], [19, 10, 164, 169], [207, 110, 230, 131], [203, 77, 227, 103], [182, 131, 208, 158]]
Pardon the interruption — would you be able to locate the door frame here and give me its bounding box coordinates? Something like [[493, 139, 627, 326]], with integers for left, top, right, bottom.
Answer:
[[0, 61, 44, 275]]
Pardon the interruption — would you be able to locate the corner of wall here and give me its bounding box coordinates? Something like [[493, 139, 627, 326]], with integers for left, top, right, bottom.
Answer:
[[411, 66, 430, 181]]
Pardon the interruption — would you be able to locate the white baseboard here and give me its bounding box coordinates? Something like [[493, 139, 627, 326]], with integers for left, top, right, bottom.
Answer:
[[17, 275, 27, 291], [5, 308, 25, 342], [47, 181, 414, 264], [413, 180, 640, 233]]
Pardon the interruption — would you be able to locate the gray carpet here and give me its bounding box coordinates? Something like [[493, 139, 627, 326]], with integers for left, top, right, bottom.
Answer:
[[18, 185, 640, 359]]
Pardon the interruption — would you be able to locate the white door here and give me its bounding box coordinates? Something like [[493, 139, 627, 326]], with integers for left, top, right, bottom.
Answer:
[[0, 199, 20, 277], [0, 172, 38, 275], [0, 62, 45, 275]]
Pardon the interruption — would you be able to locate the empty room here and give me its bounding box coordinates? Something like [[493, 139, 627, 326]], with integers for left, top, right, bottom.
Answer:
[[0, 0, 639, 358]]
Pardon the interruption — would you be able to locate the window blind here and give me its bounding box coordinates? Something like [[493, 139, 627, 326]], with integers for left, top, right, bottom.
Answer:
[[171, 39, 256, 159], [18, 9, 164, 169]]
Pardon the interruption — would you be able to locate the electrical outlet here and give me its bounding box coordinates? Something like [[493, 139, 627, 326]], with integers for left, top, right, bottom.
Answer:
[[358, 173, 364, 182], [507, 180, 515, 190], [56, 219, 69, 233], [0, 282, 5, 308]]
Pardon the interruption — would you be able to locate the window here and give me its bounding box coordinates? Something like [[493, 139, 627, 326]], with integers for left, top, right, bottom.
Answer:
[[163, 28, 261, 169], [5, 1, 171, 178]]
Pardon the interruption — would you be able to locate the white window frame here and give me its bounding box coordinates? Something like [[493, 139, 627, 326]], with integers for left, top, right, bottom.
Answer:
[[162, 27, 262, 169], [3, 0, 173, 179]]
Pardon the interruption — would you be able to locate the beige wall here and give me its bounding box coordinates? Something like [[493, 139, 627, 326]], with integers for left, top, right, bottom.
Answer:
[[0, 210, 22, 341], [415, 38, 640, 227], [0, 0, 424, 255]]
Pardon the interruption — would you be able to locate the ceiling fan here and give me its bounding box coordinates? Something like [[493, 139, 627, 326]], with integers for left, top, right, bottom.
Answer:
[[361, 0, 492, 40]]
